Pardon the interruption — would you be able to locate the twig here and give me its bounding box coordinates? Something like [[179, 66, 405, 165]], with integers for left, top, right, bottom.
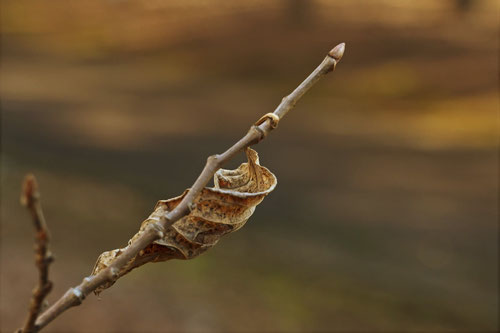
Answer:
[[32, 43, 346, 331], [18, 175, 54, 333]]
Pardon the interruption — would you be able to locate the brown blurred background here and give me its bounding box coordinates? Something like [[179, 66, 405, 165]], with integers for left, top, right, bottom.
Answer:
[[1, 0, 498, 332]]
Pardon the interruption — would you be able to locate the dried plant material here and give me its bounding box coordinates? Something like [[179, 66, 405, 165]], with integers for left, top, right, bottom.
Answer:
[[31, 45, 344, 330], [19, 174, 54, 333], [92, 147, 276, 293]]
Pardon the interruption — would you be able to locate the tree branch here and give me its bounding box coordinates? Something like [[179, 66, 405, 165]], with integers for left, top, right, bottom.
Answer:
[[32, 43, 345, 331], [18, 174, 54, 333]]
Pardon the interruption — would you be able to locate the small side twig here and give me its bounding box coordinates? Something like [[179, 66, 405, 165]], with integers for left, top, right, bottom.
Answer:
[[18, 174, 54, 333], [32, 42, 346, 331]]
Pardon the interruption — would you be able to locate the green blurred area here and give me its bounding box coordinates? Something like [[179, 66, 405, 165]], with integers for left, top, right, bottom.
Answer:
[[1, 0, 498, 332]]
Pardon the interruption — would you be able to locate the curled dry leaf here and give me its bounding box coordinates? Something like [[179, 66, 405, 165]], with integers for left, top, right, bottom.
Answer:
[[92, 148, 277, 293]]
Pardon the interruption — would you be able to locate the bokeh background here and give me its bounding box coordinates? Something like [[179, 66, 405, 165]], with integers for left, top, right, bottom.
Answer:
[[1, 0, 498, 332]]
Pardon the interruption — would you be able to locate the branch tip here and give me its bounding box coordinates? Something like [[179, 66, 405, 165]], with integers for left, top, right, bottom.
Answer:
[[328, 42, 345, 62], [21, 173, 38, 207]]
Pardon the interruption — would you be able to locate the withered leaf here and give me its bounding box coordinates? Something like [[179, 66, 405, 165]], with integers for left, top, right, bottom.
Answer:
[[92, 147, 276, 293]]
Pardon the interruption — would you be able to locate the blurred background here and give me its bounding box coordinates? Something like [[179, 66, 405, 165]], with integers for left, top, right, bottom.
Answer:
[[1, 0, 498, 332]]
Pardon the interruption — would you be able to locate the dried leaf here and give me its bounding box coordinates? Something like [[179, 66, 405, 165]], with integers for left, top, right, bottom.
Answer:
[[92, 147, 276, 293]]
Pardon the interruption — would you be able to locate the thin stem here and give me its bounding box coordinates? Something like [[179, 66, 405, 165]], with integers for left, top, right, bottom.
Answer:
[[33, 43, 345, 331], [18, 175, 54, 333]]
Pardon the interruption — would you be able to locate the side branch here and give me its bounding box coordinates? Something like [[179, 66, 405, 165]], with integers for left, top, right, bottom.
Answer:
[[33, 42, 345, 331], [18, 175, 54, 333]]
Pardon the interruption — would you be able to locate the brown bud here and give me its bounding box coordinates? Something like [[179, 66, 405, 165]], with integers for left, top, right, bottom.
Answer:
[[21, 173, 38, 206], [328, 43, 345, 61]]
